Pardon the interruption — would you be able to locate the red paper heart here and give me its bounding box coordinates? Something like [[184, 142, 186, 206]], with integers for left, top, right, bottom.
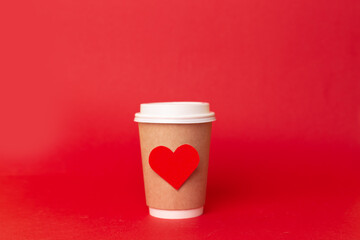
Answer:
[[149, 144, 200, 190]]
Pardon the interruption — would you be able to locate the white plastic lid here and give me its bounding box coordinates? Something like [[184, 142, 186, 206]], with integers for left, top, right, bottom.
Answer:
[[149, 207, 204, 219], [134, 102, 215, 124]]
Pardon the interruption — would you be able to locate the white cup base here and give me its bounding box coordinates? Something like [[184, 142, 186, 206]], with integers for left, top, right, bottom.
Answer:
[[149, 207, 204, 219]]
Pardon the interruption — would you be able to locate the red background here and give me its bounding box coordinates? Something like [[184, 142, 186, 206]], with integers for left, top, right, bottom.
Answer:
[[0, 0, 359, 239]]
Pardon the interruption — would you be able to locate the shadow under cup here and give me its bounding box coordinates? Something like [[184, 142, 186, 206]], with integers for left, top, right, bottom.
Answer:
[[134, 102, 215, 219]]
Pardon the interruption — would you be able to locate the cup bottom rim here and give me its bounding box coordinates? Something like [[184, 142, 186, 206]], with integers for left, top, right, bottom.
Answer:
[[149, 207, 204, 219]]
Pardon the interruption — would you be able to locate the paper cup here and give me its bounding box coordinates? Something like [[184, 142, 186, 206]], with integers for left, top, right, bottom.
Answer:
[[134, 102, 215, 219]]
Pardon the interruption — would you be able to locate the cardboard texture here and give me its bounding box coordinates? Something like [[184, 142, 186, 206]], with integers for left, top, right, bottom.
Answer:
[[149, 144, 200, 190], [139, 123, 212, 210]]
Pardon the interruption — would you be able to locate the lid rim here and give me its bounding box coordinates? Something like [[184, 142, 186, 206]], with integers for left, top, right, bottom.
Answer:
[[134, 117, 216, 124], [134, 112, 215, 119]]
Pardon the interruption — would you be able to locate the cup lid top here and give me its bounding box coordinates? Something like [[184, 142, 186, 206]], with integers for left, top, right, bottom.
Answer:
[[134, 102, 216, 124]]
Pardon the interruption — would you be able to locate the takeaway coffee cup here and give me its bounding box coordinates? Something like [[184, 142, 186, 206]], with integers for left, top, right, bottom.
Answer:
[[134, 102, 215, 219]]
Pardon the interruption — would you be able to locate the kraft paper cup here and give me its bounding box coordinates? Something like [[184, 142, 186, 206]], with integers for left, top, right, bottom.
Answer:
[[134, 102, 215, 219]]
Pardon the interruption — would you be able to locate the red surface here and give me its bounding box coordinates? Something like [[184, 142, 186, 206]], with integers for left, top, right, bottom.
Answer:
[[149, 144, 200, 190], [0, 0, 360, 239], [1, 176, 360, 239]]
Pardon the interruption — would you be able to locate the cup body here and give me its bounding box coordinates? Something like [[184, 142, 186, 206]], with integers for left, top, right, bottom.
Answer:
[[138, 122, 212, 210]]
